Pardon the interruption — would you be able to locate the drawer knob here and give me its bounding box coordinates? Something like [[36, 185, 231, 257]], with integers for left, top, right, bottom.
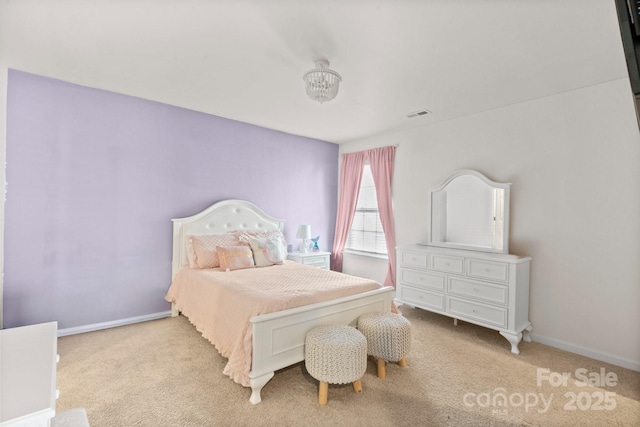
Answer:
[[485, 268, 491, 272], [472, 309, 478, 313], [445, 262, 451, 266], [473, 288, 479, 292]]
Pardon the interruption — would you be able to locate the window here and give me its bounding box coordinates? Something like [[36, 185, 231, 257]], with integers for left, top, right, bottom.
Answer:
[[346, 164, 387, 255]]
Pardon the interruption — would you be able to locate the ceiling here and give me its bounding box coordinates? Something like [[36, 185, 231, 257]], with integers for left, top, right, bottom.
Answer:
[[0, 0, 629, 144]]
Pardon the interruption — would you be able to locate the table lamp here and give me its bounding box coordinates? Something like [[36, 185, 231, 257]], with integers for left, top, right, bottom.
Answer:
[[296, 225, 311, 253]]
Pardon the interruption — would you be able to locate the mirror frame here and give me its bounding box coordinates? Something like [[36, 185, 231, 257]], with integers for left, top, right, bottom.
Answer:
[[426, 169, 511, 254]]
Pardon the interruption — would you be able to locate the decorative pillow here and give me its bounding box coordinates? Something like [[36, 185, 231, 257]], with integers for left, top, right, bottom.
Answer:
[[247, 235, 287, 267], [235, 229, 285, 242], [187, 234, 240, 269], [216, 246, 255, 271]]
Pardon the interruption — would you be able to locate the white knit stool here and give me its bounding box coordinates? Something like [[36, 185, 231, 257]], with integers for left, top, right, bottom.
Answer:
[[357, 312, 412, 379], [304, 325, 367, 406]]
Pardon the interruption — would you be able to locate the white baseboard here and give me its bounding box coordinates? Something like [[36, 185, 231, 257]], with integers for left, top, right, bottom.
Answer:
[[57, 311, 172, 337], [531, 333, 640, 372]]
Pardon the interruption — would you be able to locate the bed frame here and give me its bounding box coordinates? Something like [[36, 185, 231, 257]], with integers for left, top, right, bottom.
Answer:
[[170, 199, 393, 404]]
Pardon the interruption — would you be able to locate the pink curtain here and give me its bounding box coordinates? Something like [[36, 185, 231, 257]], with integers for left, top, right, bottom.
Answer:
[[368, 146, 397, 287], [331, 151, 366, 272]]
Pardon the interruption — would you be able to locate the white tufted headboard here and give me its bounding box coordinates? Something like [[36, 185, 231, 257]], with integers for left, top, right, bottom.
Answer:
[[171, 199, 285, 278]]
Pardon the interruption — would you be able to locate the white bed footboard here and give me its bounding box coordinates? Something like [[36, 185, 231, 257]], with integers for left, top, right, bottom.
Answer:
[[248, 286, 393, 404]]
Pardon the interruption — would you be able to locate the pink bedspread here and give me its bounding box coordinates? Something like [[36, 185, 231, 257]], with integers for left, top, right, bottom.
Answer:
[[164, 261, 382, 386]]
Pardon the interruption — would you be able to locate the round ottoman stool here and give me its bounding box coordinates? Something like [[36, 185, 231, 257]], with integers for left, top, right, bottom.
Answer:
[[357, 312, 412, 379], [305, 325, 367, 406]]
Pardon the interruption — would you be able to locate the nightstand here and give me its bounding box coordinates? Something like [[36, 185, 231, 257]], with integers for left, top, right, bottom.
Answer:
[[287, 251, 331, 269]]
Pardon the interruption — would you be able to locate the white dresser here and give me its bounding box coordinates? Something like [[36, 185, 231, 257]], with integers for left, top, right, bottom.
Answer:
[[287, 251, 331, 269], [396, 244, 532, 354], [0, 322, 58, 427]]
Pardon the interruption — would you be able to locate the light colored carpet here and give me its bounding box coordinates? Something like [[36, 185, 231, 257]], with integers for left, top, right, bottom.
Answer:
[[56, 306, 640, 426]]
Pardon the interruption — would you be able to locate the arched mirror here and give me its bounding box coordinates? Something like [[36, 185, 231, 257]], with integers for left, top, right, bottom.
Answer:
[[424, 170, 510, 253]]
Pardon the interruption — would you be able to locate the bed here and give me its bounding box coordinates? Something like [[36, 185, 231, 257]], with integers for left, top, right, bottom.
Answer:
[[165, 199, 393, 404]]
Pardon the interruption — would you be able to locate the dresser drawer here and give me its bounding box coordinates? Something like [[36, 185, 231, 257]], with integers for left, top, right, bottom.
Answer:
[[400, 269, 445, 291], [467, 259, 508, 282], [399, 286, 445, 311], [447, 297, 508, 328], [448, 278, 508, 305], [431, 254, 464, 274], [288, 252, 330, 269], [301, 256, 329, 269], [400, 251, 428, 269]]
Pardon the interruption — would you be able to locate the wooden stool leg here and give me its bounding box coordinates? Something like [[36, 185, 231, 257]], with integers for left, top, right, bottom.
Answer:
[[399, 357, 407, 368], [318, 381, 328, 406], [352, 379, 362, 393], [377, 358, 386, 379]]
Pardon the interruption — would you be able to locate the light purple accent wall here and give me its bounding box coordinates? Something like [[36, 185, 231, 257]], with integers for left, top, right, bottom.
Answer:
[[4, 69, 338, 329]]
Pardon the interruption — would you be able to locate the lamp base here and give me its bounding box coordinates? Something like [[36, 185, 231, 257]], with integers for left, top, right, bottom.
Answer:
[[300, 240, 309, 253]]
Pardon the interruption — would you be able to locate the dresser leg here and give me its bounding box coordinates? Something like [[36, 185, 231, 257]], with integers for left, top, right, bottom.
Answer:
[[522, 324, 533, 342], [499, 331, 523, 355]]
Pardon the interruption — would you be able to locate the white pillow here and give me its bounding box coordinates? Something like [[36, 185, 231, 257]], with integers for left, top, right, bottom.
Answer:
[[247, 235, 287, 267]]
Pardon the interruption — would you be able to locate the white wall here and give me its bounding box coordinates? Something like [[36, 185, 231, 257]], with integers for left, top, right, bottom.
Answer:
[[340, 78, 640, 370]]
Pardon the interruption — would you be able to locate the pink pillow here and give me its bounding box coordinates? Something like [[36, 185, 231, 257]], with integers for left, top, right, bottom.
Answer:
[[216, 246, 255, 271], [187, 234, 240, 269]]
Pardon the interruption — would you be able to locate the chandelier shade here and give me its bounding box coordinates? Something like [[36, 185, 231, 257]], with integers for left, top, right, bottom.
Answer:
[[303, 58, 342, 103]]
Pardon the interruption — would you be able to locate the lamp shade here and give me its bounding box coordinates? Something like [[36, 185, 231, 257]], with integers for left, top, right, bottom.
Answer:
[[296, 225, 311, 240]]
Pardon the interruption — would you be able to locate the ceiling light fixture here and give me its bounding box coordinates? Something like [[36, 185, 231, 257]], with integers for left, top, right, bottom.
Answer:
[[303, 58, 342, 103]]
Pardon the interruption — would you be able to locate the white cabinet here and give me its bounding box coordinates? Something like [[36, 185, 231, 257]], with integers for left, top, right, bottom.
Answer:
[[396, 244, 532, 354], [0, 322, 58, 427], [287, 251, 331, 269]]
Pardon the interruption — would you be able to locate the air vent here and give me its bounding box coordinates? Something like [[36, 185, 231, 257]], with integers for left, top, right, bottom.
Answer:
[[406, 109, 431, 118]]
